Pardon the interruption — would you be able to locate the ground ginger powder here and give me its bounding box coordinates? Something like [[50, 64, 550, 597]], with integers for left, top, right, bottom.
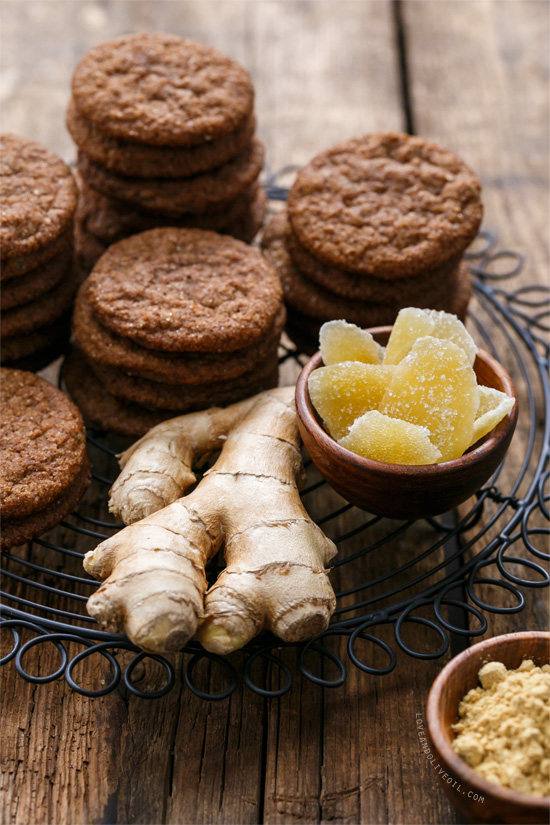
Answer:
[[452, 659, 550, 797]]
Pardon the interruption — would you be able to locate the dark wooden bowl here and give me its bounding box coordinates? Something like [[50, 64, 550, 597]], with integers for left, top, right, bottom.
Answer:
[[426, 632, 550, 824], [295, 326, 518, 519]]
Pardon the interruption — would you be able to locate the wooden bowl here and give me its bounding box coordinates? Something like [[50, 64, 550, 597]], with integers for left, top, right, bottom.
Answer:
[[426, 632, 550, 824], [295, 326, 518, 519]]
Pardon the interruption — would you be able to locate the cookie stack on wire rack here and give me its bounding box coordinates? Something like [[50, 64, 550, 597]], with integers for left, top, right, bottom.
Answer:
[[262, 132, 483, 353], [0, 134, 78, 370], [66, 33, 267, 277], [63, 227, 285, 438], [0, 368, 90, 549]]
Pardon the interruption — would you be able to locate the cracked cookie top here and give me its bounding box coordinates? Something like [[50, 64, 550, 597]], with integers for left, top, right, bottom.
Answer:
[[0, 134, 77, 260], [86, 227, 283, 352], [71, 33, 254, 147], [287, 132, 482, 278], [0, 369, 87, 518]]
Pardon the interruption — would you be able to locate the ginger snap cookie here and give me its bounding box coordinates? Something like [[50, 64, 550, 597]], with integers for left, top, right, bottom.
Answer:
[[286, 221, 463, 304], [86, 227, 282, 352], [77, 138, 265, 215], [287, 131, 482, 278], [0, 134, 77, 261], [1, 313, 72, 365], [63, 347, 278, 437], [67, 97, 256, 179], [73, 282, 285, 385], [62, 348, 180, 438], [1, 268, 78, 338], [71, 34, 254, 147], [1, 462, 90, 549], [68, 35, 266, 260], [77, 177, 261, 245], [86, 344, 280, 411], [1, 247, 72, 310], [0, 368, 90, 548], [1, 226, 73, 282], [262, 210, 471, 327]]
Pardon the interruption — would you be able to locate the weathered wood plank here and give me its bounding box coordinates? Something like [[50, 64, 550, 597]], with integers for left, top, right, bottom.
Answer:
[[1, 4, 267, 822], [402, 0, 549, 638], [166, 655, 265, 825], [1, 2, 548, 825], [258, 2, 407, 821], [402, 0, 549, 288]]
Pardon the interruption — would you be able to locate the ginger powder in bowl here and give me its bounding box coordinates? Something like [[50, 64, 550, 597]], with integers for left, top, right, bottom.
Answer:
[[452, 659, 550, 797]]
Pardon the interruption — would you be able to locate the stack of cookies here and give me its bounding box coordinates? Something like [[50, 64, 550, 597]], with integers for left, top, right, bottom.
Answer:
[[66, 34, 267, 276], [262, 132, 483, 353], [1, 134, 78, 369], [63, 227, 285, 437], [1, 368, 90, 549]]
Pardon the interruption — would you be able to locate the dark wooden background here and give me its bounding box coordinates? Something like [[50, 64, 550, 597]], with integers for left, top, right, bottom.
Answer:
[[1, 2, 548, 823]]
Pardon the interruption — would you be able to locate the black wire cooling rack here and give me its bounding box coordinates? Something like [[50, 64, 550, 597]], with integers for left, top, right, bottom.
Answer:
[[1, 217, 549, 700]]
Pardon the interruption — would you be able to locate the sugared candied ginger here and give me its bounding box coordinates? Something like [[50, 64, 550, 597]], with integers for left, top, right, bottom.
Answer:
[[308, 362, 393, 440], [469, 386, 515, 447], [379, 336, 479, 462], [339, 410, 442, 464], [320, 319, 384, 366], [383, 306, 478, 366], [308, 312, 515, 466]]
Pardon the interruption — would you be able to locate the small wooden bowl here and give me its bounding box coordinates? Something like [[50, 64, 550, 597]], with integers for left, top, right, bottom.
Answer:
[[295, 326, 518, 519], [426, 632, 550, 824]]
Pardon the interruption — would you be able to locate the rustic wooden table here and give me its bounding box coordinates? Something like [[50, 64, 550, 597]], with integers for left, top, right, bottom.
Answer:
[[1, 2, 548, 823]]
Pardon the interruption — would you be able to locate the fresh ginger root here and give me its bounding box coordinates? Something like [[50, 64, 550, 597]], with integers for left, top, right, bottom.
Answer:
[[84, 388, 337, 655]]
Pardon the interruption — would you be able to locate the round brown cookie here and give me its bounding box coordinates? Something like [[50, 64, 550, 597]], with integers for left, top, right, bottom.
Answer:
[[61, 347, 190, 438], [1, 335, 71, 373], [223, 184, 267, 244], [77, 138, 265, 216], [67, 97, 256, 179], [86, 227, 282, 353], [1, 268, 77, 338], [87, 344, 280, 410], [77, 176, 261, 245], [72, 34, 254, 147], [443, 267, 471, 323], [1, 226, 73, 282], [287, 131, 482, 278], [0, 312, 72, 363], [73, 282, 285, 384], [285, 272, 471, 328], [72, 185, 266, 279], [0, 134, 77, 260], [284, 280, 471, 357], [73, 219, 108, 281], [262, 209, 472, 326], [0, 368, 88, 520], [63, 347, 279, 437], [1, 460, 90, 550], [1, 247, 73, 310], [286, 219, 463, 303]]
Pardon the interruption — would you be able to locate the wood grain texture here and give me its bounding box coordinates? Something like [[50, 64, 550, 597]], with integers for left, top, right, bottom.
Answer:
[[1, 1, 548, 824], [402, 0, 549, 643], [402, 0, 549, 289]]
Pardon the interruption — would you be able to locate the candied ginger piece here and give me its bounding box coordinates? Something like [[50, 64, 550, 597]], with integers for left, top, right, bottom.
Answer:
[[379, 336, 479, 462], [339, 410, 442, 465], [384, 307, 477, 366], [320, 320, 383, 365], [469, 386, 515, 447], [308, 362, 394, 440]]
